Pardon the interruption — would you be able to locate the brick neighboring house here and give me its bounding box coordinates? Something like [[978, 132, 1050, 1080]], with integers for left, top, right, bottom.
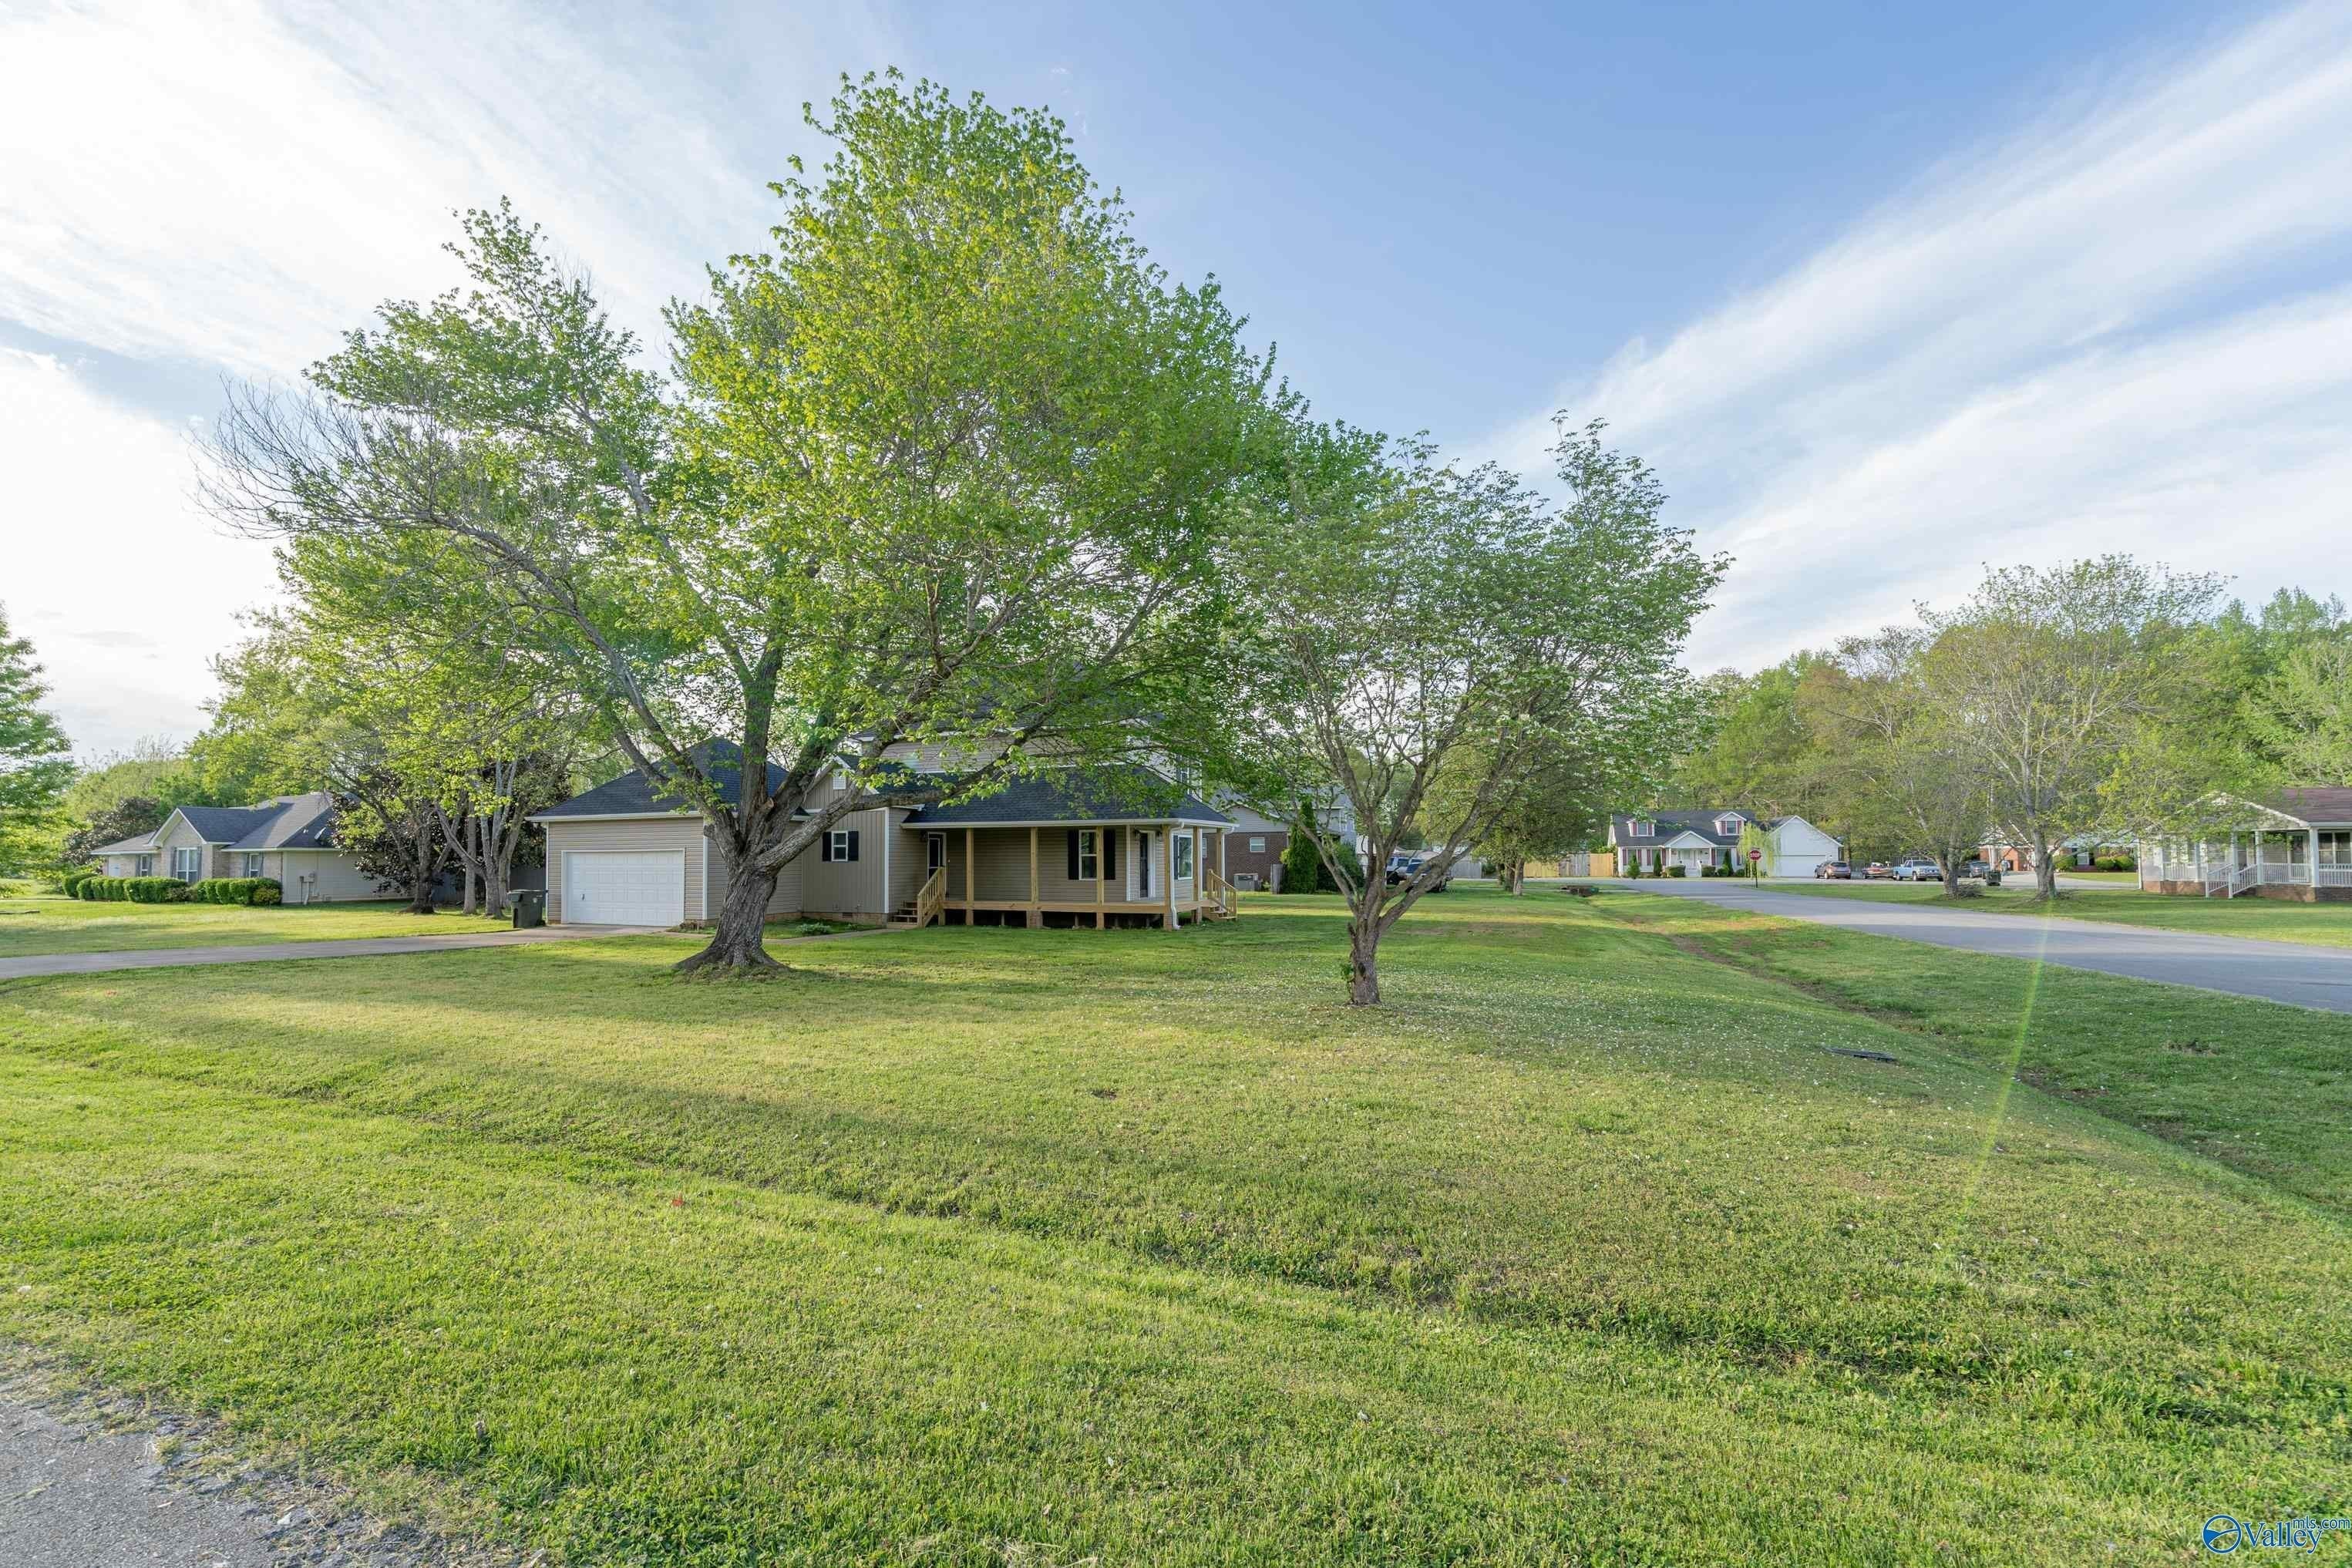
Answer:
[[1217, 801, 1290, 890]]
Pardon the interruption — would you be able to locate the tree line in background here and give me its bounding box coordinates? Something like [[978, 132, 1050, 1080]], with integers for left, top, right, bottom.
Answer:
[[1664, 561, 2350, 897], [6, 72, 1716, 1002]]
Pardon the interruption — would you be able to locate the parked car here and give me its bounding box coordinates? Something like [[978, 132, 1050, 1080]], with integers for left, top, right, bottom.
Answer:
[[1862, 861, 1893, 879], [1815, 861, 1854, 880], [1890, 858, 1941, 882], [1961, 859, 2003, 886], [1385, 852, 1451, 892]]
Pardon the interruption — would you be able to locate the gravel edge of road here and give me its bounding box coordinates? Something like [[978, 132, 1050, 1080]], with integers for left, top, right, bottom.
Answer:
[[2, 1348, 545, 1568]]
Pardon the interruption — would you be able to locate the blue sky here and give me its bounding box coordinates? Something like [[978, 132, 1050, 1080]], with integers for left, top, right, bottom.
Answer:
[[5, 0, 2347, 755]]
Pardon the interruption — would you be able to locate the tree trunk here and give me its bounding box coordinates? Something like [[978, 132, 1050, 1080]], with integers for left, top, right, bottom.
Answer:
[[1942, 862, 1962, 897], [2033, 838, 2059, 900], [1346, 910, 1382, 1006], [676, 851, 779, 974]]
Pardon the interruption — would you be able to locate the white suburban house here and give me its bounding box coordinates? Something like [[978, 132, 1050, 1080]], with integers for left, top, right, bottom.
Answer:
[[2137, 787, 2352, 901], [1607, 809, 1843, 878], [86, 792, 387, 903]]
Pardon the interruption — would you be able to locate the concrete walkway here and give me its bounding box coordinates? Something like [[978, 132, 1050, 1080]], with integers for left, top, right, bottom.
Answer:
[[0, 924, 669, 982], [1622, 878, 2352, 1014]]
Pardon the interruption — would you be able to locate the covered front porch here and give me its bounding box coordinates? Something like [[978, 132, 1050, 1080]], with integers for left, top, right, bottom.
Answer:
[[903, 821, 1238, 929], [2140, 809, 2352, 900], [1625, 832, 1736, 877]]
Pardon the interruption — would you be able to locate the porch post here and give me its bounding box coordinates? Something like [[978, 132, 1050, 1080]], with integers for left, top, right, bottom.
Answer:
[[1164, 828, 1178, 930], [2312, 828, 2320, 890], [964, 827, 975, 925], [1095, 829, 1106, 929], [1028, 826, 1041, 927]]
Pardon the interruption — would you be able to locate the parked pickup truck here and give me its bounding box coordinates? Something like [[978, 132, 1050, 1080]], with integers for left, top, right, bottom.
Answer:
[[1890, 858, 1942, 882]]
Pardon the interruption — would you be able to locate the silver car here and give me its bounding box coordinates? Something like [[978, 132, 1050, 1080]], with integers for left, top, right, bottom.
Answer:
[[1890, 858, 1942, 882]]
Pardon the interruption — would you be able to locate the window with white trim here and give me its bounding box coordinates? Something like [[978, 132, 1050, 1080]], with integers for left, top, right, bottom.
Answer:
[[828, 829, 851, 861], [171, 847, 203, 881], [1076, 829, 1099, 882], [1173, 832, 1194, 880], [242, 853, 265, 877], [2321, 831, 2352, 867], [134, 854, 153, 877], [1630, 819, 1655, 839], [1247, 835, 1266, 853]]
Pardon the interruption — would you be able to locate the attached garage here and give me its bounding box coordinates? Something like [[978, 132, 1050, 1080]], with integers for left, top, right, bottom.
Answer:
[[562, 850, 686, 927]]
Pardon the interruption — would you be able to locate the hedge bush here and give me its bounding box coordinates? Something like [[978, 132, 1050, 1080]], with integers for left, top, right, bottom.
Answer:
[[2093, 853, 2137, 872], [59, 868, 102, 897], [189, 877, 284, 906], [72, 876, 193, 903]]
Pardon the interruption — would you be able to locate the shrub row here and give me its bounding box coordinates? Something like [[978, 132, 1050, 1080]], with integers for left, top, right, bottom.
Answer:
[[2092, 853, 2137, 872], [62, 869, 284, 905], [190, 877, 283, 906], [74, 876, 188, 903]]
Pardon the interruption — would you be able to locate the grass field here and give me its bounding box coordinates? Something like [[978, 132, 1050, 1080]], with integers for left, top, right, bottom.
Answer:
[[1774, 877, 2352, 949], [2, 889, 2344, 1564], [0, 893, 512, 957]]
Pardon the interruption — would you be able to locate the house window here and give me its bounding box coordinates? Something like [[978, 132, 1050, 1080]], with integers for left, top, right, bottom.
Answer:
[[1075, 829, 1099, 882], [1715, 815, 1742, 836], [171, 847, 203, 881], [827, 829, 852, 862], [241, 853, 264, 877], [1630, 819, 1654, 839], [832, 771, 847, 791], [1174, 833, 1194, 880], [2320, 831, 2352, 867], [1247, 836, 1266, 853], [134, 854, 153, 877]]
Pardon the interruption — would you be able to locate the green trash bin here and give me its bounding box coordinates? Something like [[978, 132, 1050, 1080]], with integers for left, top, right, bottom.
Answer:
[[510, 889, 546, 929]]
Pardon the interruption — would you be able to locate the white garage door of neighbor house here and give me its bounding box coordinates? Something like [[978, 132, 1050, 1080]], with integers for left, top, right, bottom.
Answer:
[[565, 851, 685, 926]]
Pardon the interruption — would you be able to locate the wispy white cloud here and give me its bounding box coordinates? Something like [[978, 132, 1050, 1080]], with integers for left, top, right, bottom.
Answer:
[[0, 346, 275, 752], [1486, 2, 2352, 670], [0, 0, 898, 753]]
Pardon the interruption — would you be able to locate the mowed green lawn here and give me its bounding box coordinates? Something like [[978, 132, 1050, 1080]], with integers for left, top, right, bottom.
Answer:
[[0, 893, 512, 957], [2, 890, 2344, 1564], [1775, 877, 2352, 949]]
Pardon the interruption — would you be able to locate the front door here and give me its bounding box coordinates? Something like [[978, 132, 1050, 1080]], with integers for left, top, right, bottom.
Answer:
[[926, 833, 946, 877], [1133, 829, 1153, 900]]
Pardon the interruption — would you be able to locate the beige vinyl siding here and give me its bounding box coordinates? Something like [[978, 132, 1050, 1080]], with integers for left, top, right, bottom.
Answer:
[[703, 834, 804, 921], [278, 850, 392, 903], [888, 816, 929, 910], [798, 806, 891, 920], [545, 817, 709, 924], [925, 824, 1211, 906]]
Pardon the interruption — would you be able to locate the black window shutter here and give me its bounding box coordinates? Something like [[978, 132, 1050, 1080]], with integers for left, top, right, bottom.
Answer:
[[1066, 830, 1080, 880], [846, 830, 861, 862], [820, 834, 833, 863], [1104, 829, 1118, 879]]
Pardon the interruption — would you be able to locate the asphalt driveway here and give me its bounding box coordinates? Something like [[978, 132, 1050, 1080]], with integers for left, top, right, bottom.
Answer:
[[1625, 879, 2352, 1014], [0, 924, 670, 981]]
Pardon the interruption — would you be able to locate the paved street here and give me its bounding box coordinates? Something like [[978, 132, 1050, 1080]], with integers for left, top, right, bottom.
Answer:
[[1624, 878, 2352, 1014]]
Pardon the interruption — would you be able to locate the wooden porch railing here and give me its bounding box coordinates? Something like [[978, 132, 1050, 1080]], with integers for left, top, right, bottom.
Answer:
[[1200, 863, 1237, 920], [914, 866, 946, 928]]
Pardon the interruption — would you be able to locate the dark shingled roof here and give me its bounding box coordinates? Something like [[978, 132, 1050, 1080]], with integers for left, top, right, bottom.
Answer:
[[905, 765, 1230, 826], [153, 793, 343, 850], [1610, 809, 1763, 849], [2263, 787, 2352, 826], [533, 742, 788, 820]]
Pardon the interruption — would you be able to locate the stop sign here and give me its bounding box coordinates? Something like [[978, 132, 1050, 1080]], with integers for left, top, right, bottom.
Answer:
[[1747, 848, 1761, 862]]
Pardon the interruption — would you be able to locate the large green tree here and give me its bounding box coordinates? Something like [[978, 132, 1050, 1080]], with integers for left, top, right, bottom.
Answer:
[[1923, 557, 2222, 898], [1218, 417, 1719, 1004], [0, 604, 73, 872], [208, 74, 1266, 971]]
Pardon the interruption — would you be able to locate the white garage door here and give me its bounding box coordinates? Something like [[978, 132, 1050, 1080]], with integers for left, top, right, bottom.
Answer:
[[565, 851, 685, 926]]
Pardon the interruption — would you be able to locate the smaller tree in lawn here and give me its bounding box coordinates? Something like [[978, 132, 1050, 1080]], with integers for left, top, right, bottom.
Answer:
[[1735, 819, 1771, 883], [1220, 416, 1718, 1004], [1802, 628, 1994, 897], [0, 604, 74, 873], [1437, 735, 1612, 894]]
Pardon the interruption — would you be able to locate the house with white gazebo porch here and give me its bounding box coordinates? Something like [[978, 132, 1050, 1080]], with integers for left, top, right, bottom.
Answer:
[[2137, 788, 2352, 900]]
